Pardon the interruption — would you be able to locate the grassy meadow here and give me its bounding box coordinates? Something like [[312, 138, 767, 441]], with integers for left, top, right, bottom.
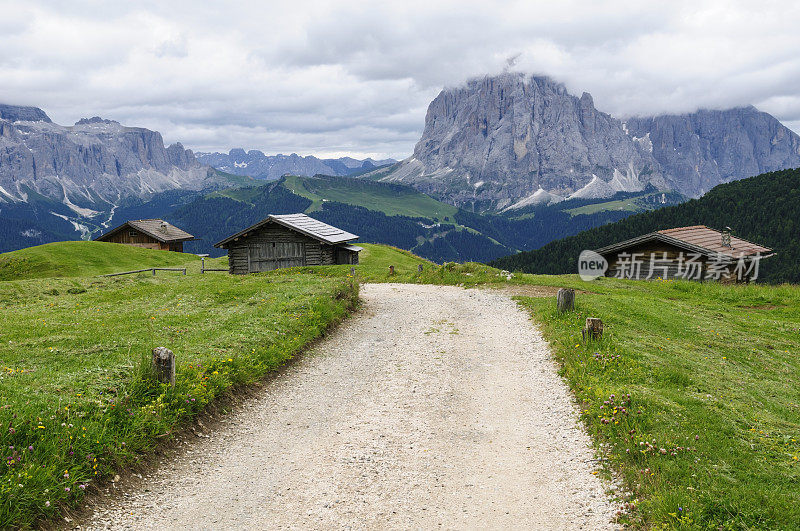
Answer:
[[1, 239, 799, 529], [0, 242, 361, 527], [0, 241, 204, 281], [281, 174, 459, 220], [516, 276, 800, 529]]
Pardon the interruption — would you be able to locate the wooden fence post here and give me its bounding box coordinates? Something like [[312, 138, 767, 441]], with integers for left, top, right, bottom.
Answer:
[[152, 268, 156, 276], [583, 318, 603, 341], [389, 265, 395, 275], [418, 264, 423, 273], [151, 347, 175, 386], [557, 288, 575, 313], [350, 267, 355, 276]]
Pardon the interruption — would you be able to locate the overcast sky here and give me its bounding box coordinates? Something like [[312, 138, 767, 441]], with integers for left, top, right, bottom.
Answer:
[[2, 0, 800, 159]]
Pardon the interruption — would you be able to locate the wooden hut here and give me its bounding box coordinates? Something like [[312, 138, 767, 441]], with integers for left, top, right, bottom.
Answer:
[[94, 219, 195, 252], [594, 225, 773, 282], [214, 213, 362, 274]]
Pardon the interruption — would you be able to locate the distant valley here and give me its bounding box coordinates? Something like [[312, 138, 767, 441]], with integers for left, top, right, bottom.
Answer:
[[88, 174, 683, 263]]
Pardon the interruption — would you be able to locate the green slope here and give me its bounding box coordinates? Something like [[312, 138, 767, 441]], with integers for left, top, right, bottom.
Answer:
[[0, 241, 200, 281], [563, 190, 684, 216], [281, 174, 458, 220]]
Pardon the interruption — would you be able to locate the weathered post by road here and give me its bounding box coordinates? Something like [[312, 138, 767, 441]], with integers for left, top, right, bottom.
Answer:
[[583, 318, 603, 341], [556, 288, 575, 313], [389, 265, 395, 275], [418, 264, 423, 273], [350, 267, 355, 276], [152, 347, 176, 386]]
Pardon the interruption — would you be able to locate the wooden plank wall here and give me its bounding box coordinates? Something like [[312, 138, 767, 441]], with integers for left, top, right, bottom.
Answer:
[[103, 229, 176, 251], [226, 224, 326, 274], [604, 241, 747, 282]]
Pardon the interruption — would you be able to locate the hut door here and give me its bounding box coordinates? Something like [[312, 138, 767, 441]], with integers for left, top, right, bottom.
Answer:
[[248, 242, 306, 272]]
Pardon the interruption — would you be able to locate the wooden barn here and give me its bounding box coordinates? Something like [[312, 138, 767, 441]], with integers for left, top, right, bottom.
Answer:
[[95, 219, 195, 252], [594, 225, 773, 282], [214, 213, 362, 274]]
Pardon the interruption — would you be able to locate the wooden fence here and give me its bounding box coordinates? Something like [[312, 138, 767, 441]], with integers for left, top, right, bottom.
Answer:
[[101, 267, 187, 277]]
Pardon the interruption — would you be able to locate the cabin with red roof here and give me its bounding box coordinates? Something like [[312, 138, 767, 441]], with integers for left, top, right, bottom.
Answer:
[[594, 225, 774, 282]]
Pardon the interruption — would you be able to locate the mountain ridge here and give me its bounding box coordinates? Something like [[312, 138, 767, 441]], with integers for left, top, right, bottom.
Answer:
[[0, 104, 220, 210], [196, 149, 395, 180], [371, 73, 800, 210]]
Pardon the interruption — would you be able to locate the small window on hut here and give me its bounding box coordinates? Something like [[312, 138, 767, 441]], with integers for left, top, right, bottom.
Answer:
[[272, 242, 276, 248], [128, 230, 138, 237]]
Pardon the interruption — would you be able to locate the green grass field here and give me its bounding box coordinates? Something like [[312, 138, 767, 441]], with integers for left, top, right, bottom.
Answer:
[[564, 190, 675, 216], [516, 276, 800, 528], [2, 240, 799, 528], [281, 174, 458, 220], [0, 242, 361, 527], [565, 197, 644, 215]]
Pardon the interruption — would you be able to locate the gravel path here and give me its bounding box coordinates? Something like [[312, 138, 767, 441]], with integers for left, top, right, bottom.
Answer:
[[84, 284, 616, 530]]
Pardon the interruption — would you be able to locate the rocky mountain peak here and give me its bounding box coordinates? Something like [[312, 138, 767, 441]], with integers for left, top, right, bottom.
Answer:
[[75, 116, 121, 126], [0, 104, 52, 123], [397, 73, 660, 211], [375, 73, 800, 210]]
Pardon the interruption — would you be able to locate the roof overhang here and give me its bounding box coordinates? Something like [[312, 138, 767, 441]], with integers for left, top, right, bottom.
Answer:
[[339, 244, 364, 252]]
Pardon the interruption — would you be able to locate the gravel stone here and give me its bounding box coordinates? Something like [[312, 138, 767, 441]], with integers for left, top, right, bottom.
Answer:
[[83, 283, 617, 529]]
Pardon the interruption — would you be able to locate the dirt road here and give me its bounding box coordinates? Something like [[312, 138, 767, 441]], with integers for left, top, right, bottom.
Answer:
[[85, 284, 616, 529]]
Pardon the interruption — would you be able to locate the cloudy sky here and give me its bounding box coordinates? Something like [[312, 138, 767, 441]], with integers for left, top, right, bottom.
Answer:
[[2, 0, 800, 159]]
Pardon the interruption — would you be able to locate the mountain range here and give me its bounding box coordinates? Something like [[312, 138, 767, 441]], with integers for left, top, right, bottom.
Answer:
[[196, 149, 395, 180], [0, 106, 217, 209], [0, 104, 392, 249], [2, 71, 800, 258], [371, 73, 800, 211]]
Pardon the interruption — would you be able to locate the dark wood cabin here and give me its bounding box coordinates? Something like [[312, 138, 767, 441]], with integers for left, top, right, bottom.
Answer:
[[594, 225, 773, 283], [94, 219, 195, 252], [214, 213, 362, 274]]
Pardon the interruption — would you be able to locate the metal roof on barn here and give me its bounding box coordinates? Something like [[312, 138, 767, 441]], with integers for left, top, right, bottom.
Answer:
[[595, 225, 772, 259], [214, 213, 358, 248], [95, 219, 195, 243]]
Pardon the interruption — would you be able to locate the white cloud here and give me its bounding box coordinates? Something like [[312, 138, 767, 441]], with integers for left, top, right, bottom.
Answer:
[[0, 0, 799, 158]]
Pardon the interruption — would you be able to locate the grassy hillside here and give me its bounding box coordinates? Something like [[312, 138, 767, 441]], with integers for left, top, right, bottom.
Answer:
[[513, 275, 800, 528], [281, 174, 459, 220], [168, 175, 667, 264], [491, 168, 800, 283], [0, 241, 200, 281], [563, 190, 683, 216]]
